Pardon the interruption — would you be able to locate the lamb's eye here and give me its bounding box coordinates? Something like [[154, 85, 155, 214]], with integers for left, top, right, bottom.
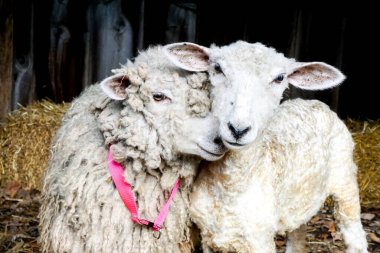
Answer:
[[153, 92, 169, 102], [273, 73, 285, 83], [214, 63, 223, 74]]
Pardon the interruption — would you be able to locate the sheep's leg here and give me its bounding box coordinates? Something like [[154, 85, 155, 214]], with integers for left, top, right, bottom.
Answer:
[[331, 165, 368, 253], [257, 238, 276, 253], [248, 233, 276, 253], [285, 225, 307, 253]]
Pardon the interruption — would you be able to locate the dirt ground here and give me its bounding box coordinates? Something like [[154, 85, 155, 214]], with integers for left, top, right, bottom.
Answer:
[[1, 183, 379, 253]]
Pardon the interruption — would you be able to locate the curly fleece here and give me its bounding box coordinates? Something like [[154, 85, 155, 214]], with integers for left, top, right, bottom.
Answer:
[[39, 45, 212, 253]]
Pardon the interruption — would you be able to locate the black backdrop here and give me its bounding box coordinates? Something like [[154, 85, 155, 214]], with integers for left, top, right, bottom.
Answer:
[[0, 1, 379, 120]]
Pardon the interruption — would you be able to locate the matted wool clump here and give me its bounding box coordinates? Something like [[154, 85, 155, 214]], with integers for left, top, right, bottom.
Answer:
[[0, 100, 69, 189]]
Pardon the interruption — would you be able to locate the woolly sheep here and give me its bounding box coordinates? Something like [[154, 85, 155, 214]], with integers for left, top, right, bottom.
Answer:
[[38, 45, 226, 253], [165, 42, 368, 253]]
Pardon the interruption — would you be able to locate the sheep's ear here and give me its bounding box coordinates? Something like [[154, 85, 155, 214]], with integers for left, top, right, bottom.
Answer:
[[288, 62, 345, 90], [100, 73, 130, 100], [163, 42, 210, 72]]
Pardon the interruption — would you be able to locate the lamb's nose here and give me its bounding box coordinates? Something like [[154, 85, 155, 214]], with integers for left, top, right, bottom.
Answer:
[[213, 137, 223, 146], [228, 122, 251, 140]]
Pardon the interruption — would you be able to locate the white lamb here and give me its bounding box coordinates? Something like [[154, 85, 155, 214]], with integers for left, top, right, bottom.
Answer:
[[38, 45, 226, 253], [164, 41, 368, 253]]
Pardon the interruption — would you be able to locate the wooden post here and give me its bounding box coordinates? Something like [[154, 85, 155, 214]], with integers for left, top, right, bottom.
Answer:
[[331, 18, 346, 113], [0, 0, 13, 121], [288, 10, 317, 101], [83, 0, 133, 85], [12, 0, 36, 110]]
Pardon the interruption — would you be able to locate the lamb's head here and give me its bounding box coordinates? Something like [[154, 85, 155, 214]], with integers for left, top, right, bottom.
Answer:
[[99, 46, 225, 163], [164, 41, 345, 149]]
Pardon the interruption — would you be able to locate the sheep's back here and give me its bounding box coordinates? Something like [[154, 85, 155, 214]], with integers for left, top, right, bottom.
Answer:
[[39, 85, 111, 251]]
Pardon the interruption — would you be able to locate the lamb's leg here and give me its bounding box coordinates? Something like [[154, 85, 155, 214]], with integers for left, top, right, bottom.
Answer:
[[331, 165, 368, 253], [202, 243, 215, 253], [285, 225, 307, 253], [248, 233, 276, 253]]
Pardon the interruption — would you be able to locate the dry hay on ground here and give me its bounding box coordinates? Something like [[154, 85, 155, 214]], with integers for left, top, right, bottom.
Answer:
[[346, 119, 380, 209], [0, 100, 69, 190]]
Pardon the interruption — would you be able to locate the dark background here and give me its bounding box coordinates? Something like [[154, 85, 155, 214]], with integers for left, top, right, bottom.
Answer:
[[1, 1, 378, 121]]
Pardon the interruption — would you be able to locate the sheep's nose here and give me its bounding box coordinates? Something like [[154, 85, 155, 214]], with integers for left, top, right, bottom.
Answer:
[[213, 137, 223, 146], [228, 122, 251, 140]]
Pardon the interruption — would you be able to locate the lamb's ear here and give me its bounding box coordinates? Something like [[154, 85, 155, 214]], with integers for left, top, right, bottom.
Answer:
[[100, 73, 130, 100], [163, 42, 210, 72], [288, 62, 345, 90]]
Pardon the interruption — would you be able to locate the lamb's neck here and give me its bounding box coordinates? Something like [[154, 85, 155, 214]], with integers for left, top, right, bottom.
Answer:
[[208, 141, 268, 192]]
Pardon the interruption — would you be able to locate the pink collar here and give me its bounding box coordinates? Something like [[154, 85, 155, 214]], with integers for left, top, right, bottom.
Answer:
[[107, 147, 180, 235]]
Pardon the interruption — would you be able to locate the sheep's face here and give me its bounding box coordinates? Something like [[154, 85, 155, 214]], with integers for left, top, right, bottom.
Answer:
[[164, 41, 345, 149], [100, 62, 225, 162]]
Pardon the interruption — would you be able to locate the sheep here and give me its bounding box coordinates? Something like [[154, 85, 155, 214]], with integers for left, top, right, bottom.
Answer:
[[189, 99, 368, 253], [164, 41, 368, 253], [38, 44, 226, 253]]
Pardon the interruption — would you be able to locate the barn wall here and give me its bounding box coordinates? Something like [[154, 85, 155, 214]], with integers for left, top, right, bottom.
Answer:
[[0, 0, 13, 120], [0, 2, 378, 121]]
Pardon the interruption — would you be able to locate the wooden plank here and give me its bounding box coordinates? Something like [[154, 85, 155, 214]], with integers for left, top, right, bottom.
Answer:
[[288, 10, 318, 101], [0, 0, 13, 121], [49, 0, 71, 102], [12, 0, 35, 110], [83, 0, 133, 86]]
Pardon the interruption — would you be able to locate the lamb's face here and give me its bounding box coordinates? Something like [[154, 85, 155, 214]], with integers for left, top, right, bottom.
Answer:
[[164, 41, 345, 149], [208, 42, 290, 149], [100, 61, 225, 161]]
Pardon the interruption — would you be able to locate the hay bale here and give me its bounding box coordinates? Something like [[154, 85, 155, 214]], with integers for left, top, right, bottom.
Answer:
[[346, 119, 380, 209], [0, 100, 69, 190], [1, 101, 379, 208]]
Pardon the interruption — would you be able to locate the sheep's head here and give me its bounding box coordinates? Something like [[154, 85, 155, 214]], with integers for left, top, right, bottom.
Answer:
[[99, 48, 225, 162], [164, 41, 345, 149]]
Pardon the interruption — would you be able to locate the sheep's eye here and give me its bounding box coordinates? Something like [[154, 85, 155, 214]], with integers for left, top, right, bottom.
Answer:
[[153, 93, 168, 102], [153, 93, 166, 102], [273, 73, 285, 83], [214, 63, 223, 74]]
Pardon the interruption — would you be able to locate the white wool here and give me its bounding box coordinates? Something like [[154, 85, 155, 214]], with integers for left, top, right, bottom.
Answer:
[[190, 99, 368, 253], [39, 45, 224, 253]]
